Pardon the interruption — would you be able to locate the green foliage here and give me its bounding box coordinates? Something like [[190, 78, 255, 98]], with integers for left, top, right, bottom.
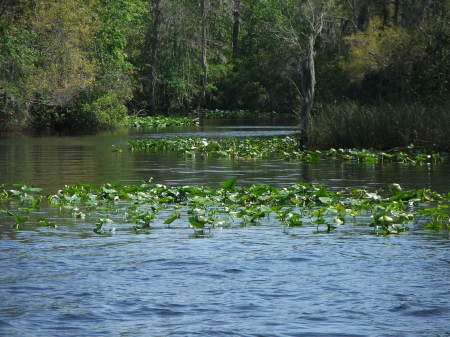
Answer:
[[0, 0, 449, 135], [128, 135, 445, 164], [1, 180, 448, 235], [29, 92, 128, 130], [220, 178, 237, 190], [334, 7, 450, 104], [94, 218, 115, 234], [342, 17, 409, 83], [0, 19, 36, 127], [420, 205, 450, 230], [198, 109, 261, 119], [408, 15, 450, 102], [93, 0, 148, 101], [78, 93, 127, 128], [1, 0, 147, 130], [0, 23, 36, 79], [29, 0, 98, 105], [164, 212, 181, 225], [126, 115, 199, 128]]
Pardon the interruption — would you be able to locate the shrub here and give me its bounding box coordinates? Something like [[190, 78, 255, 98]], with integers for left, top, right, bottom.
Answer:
[[78, 93, 127, 128]]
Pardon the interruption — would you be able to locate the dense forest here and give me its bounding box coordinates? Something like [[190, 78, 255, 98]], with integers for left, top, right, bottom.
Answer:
[[0, 0, 449, 148]]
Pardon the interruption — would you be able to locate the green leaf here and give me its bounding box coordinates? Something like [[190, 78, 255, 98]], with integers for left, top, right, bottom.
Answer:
[[38, 220, 57, 228], [189, 215, 207, 229], [285, 212, 303, 226], [220, 178, 237, 190], [318, 197, 332, 204], [164, 212, 181, 225], [21, 186, 43, 193], [14, 215, 27, 225]]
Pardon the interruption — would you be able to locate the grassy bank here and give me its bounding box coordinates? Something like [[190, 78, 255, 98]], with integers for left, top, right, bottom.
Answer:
[[310, 101, 450, 151]]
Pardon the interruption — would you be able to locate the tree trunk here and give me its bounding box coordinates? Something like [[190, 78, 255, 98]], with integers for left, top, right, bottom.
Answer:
[[394, 0, 402, 26], [382, 0, 389, 26], [298, 35, 316, 148], [198, 0, 208, 110], [232, 0, 240, 58], [357, 1, 370, 31], [149, 0, 163, 113]]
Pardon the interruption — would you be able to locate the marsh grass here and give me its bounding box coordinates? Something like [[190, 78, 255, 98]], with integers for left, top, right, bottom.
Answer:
[[310, 101, 450, 151]]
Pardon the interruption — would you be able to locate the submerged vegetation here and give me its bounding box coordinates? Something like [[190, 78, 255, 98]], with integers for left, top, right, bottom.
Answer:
[[1, 181, 449, 236], [128, 136, 446, 165]]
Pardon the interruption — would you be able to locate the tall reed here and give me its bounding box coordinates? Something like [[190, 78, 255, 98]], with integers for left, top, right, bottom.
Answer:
[[310, 101, 450, 150]]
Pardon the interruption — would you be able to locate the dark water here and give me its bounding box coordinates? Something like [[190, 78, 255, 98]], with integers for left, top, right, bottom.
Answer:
[[0, 120, 448, 192], [0, 120, 449, 337]]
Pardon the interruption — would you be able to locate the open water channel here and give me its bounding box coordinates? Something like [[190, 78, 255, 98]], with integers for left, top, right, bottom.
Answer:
[[0, 118, 449, 337]]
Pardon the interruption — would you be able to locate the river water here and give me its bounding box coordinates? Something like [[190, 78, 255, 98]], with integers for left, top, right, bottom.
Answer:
[[0, 119, 449, 337]]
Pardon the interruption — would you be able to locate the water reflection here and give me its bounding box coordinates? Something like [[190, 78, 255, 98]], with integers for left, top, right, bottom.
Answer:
[[1, 121, 449, 337], [0, 120, 449, 193]]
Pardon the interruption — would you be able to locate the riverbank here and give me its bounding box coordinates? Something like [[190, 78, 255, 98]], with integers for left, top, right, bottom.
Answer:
[[2, 102, 448, 151]]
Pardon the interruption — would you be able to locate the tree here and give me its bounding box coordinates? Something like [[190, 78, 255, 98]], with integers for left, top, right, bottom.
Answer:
[[198, 0, 209, 109], [2, 0, 448, 131], [93, 0, 147, 103], [0, 0, 36, 126], [30, 0, 97, 108], [232, 0, 241, 58], [273, 0, 332, 146], [28, 0, 147, 128], [297, 0, 330, 147], [82, 0, 147, 127], [144, 0, 168, 113]]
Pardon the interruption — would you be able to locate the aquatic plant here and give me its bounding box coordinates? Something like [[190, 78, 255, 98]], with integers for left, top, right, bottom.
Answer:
[[1, 180, 448, 236], [94, 218, 115, 234], [164, 212, 181, 225], [420, 205, 450, 230], [196, 109, 278, 119], [38, 218, 57, 229], [126, 115, 199, 128], [128, 136, 445, 165]]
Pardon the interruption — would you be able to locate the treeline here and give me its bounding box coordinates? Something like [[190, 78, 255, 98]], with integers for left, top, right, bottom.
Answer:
[[1, 0, 449, 131]]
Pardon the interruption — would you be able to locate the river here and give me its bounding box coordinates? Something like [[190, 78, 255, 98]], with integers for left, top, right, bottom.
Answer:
[[0, 119, 449, 337]]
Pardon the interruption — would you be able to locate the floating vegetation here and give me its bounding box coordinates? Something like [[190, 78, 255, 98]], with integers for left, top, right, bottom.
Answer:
[[126, 115, 199, 129], [129, 136, 300, 160], [128, 136, 445, 165], [1, 181, 449, 236], [197, 109, 279, 119]]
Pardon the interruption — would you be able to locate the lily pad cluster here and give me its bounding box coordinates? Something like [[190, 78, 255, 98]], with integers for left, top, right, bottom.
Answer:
[[128, 136, 444, 165], [196, 109, 278, 119], [126, 115, 199, 129], [1, 181, 448, 236]]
